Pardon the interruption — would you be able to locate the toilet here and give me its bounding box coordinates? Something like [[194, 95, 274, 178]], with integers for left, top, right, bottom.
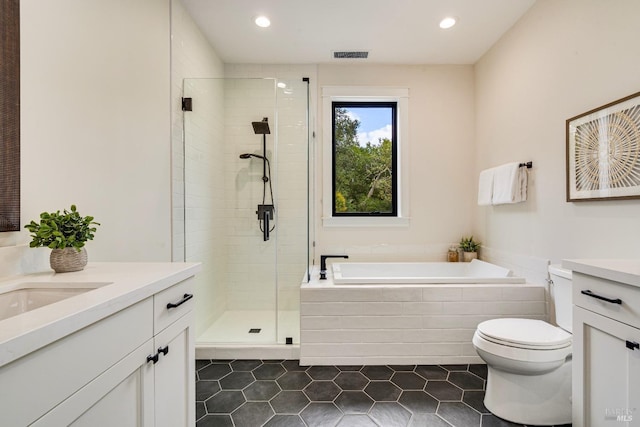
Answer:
[[472, 265, 572, 426]]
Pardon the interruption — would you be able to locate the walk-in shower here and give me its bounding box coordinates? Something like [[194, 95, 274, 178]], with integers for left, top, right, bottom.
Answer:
[[181, 77, 312, 359]]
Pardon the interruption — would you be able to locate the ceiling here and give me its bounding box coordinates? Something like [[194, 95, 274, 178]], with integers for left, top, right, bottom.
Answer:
[[180, 0, 536, 65]]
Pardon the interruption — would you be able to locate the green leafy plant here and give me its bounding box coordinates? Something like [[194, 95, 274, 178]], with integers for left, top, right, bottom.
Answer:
[[459, 236, 480, 252], [25, 205, 100, 251]]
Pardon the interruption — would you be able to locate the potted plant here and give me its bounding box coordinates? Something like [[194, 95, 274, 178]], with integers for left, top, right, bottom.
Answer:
[[25, 205, 100, 273], [459, 236, 480, 262]]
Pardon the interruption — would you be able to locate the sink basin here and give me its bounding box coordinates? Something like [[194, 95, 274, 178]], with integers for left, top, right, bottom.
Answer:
[[0, 282, 112, 321]]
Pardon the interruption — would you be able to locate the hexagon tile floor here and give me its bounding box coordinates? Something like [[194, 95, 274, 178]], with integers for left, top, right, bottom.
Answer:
[[195, 360, 572, 427]]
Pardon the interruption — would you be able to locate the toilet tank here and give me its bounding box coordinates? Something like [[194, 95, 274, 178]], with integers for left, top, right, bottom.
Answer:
[[549, 264, 573, 333]]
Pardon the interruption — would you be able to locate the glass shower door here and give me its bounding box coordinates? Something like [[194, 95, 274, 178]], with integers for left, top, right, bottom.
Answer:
[[183, 78, 278, 345]]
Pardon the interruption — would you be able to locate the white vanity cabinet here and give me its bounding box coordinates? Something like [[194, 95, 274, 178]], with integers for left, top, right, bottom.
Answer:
[[567, 260, 640, 427], [0, 271, 195, 427]]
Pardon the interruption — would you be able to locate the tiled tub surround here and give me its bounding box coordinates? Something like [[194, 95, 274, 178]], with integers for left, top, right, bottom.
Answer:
[[300, 267, 547, 366], [195, 359, 572, 427]]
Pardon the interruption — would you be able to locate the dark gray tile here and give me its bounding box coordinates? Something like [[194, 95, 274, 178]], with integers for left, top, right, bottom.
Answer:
[[389, 365, 416, 371], [219, 371, 255, 390], [437, 402, 481, 427], [196, 414, 233, 427], [199, 363, 232, 380], [270, 390, 310, 414], [337, 414, 379, 426], [408, 413, 452, 427], [244, 380, 280, 401], [307, 365, 340, 380], [361, 365, 394, 380], [195, 401, 206, 421], [391, 372, 426, 390], [448, 371, 485, 391], [337, 365, 363, 371], [195, 361, 530, 427], [334, 371, 369, 390], [469, 364, 488, 380], [282, 360, 308, 371], [300, 402, 343, 427], [253, 362, 286, 380], [304, 380, 342, 401], [398, 390, 438, 413], [365, 381, 402, 401], [463, 390, 489, 414], [441, 364, 469, 371], [231, 401, 274, 427], [196, 360, 212, 371], [277, 371, 312, 390], [425, 380, 463, 401], [264, 415, 306, 427], [334, 391, 374, 414], [415, 365, 448, 380], [196, 380, 220, 401], [204, 390, 246, 413], [370, 402, 412, 427], [481, 414, 523, 426], [232, 359, 263, 371]]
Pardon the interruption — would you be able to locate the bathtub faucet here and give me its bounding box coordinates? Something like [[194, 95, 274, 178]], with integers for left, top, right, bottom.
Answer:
[[319, 254, 349, 280]]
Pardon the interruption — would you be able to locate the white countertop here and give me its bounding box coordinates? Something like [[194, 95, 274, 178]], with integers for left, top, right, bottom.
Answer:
[[562, 259, 640, 288], [0, 262, 201, 368]]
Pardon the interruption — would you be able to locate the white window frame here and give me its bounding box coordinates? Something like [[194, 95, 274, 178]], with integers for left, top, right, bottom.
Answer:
[[322, 86, 410, 227]]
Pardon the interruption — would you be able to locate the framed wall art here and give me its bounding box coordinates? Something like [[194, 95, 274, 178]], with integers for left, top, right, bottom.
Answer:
[[566, 91, 640, 202]]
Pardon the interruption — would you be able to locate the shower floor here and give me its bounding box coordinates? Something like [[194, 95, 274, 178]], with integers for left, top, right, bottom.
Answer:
[[198, 310, 300, 345]]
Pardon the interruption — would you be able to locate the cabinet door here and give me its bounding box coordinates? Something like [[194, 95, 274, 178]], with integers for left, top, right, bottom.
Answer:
[[573, 306, 640, 427], [32, 339, 155, 427], [154, 312, 195, 427]]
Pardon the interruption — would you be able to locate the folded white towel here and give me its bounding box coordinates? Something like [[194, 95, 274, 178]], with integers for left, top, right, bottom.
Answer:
[[477, 168, 495, 206], [492, 162, 527, 204]]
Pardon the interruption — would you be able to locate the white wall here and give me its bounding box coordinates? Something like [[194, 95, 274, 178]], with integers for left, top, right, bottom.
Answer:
[[316, 64, 476, 261], [474, 0, 640, 265], [1, 0, 172, 272]]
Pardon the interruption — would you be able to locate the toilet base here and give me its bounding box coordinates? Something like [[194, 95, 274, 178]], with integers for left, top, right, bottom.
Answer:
[[484, 360, 572, 426]]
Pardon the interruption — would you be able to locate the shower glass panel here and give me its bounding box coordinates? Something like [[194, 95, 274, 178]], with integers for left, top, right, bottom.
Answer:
[[183, 77, 310, 348]]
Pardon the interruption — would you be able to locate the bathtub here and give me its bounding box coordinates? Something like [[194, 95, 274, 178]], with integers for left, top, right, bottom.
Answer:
[[332, 259, 525, 284], [300, 260, 545, 366]]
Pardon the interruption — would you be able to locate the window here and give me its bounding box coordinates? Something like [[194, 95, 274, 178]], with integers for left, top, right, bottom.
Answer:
[[322, 86, 409, 227], [332, 102, 397, 216]]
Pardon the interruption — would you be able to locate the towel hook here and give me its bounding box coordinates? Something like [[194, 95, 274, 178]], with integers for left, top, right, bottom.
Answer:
[[519, 161, 533, 169]]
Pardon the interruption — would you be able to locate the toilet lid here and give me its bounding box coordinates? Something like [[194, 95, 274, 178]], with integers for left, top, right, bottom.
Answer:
[[477, 318, 572, 350]]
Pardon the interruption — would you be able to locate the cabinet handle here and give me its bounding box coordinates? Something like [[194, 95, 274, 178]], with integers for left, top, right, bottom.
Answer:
[[146, 353, 159, 364], [626, 341, 639, 351], [166, 293, 193, 309], [580, 289, 622, 305], [158, 345, 169, 356]]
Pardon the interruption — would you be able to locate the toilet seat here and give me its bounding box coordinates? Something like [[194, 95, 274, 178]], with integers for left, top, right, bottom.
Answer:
[[476, 318, 571, 350]]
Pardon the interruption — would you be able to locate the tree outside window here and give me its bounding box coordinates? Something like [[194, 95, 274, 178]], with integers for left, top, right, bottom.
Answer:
[[332, 102, 397, 216]]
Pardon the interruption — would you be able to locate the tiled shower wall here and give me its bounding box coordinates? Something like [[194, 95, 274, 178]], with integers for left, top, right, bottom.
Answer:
[[222, 75, 311, 313]]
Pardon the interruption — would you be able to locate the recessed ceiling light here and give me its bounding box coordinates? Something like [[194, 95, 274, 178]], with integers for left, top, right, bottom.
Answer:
[[277, 82, 287, 89], [254, 15, 271, 28], [439, 17, 457, 29]]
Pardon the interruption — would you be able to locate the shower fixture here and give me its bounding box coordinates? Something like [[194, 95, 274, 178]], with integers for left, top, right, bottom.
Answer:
[[239, 118, 275, 241]]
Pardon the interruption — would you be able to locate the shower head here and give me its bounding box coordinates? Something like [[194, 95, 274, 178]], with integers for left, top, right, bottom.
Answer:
[[252, 118, 271, 135]]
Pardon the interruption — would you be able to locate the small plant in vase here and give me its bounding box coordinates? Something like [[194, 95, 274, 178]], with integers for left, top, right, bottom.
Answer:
[[459, 236, 480, 262], [25, 205, 100, 273]]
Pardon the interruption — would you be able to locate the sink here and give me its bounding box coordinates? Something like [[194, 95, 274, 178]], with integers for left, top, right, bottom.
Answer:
[[0, 282, 112, 321]]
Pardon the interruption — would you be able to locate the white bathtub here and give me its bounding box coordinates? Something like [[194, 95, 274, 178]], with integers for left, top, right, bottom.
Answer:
[[331, 259, 525, 284]]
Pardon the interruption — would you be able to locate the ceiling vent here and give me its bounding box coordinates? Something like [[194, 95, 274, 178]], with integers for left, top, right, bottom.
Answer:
[[333, 51, 369, 59]]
